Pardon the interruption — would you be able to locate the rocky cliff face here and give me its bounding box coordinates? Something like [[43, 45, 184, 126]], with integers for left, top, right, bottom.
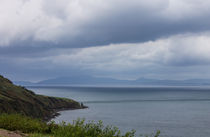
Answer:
[[0, 75, 83, 120]]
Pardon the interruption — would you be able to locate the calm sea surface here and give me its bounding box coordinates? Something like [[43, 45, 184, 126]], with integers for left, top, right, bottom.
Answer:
[[28, 86, 210, 137]]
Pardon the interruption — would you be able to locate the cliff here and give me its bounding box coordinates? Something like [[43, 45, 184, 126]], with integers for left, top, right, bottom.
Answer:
[[0, 75, 84, 120]]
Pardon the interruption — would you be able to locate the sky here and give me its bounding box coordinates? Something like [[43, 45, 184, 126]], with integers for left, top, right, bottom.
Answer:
[[1, 0, 210, 82]]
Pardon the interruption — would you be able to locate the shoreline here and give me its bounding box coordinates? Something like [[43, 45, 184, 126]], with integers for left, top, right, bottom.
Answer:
[[0, 75, 89, 121], [45, 104, 88, 122]]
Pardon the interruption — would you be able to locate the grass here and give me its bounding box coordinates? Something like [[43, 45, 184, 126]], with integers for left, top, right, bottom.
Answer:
[[0, 114, 160, 137]]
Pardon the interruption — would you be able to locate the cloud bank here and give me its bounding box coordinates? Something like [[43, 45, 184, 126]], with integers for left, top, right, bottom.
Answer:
[[1, 0, 210, 48], [1, 0, 210, 81], [2, 33, 210, 80]]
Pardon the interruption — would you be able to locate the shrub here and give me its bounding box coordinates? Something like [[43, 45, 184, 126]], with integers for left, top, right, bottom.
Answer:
[[0, 113, 48, 133], [51, 119, 136, 137], [0, 114, 160, 137]]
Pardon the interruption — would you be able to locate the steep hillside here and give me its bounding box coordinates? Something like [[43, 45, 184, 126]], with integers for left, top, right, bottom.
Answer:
[[0, 75, 84, 120]]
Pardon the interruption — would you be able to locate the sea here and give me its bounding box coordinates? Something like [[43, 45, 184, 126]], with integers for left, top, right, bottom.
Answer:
[[28, 86, 210, 137]]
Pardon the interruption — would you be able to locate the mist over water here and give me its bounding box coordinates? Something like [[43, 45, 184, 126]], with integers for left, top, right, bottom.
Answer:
[[28, 86, 210, 137]]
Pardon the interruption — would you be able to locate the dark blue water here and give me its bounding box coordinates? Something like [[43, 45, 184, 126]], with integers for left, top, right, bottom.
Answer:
[[28, 86, 210, 137]]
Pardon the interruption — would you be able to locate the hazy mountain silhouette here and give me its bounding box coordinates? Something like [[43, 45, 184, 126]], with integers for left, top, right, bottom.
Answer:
[[15, 75, 210, 86]]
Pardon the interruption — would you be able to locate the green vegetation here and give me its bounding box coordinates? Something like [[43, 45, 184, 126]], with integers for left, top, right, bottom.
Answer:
[[0, 114, 160, 137], [0, 113, 48, 133], [0, 75, 83, 120], [0, 75, 161, 137]]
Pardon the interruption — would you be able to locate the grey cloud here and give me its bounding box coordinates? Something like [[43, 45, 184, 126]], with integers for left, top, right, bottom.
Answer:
[[2, 33, 209, 81], [2, 0, 210, 81], [1, 0, 210, 49], [47, 33, 210, 71]]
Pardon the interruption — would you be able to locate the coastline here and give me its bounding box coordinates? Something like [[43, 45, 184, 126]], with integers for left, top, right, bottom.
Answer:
[[0, 75, 88, 121], [46, 104, 88, 121]]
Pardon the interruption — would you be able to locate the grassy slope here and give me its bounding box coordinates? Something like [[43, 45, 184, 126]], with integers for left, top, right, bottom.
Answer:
[[0, 75, 82, 120]]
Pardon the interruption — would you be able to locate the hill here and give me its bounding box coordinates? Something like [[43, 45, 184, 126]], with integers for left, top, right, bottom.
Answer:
[[20, 75, 210, 86], [0, 75, 84, 120]]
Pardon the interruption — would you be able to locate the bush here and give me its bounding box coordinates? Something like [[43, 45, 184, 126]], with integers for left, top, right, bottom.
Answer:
[[51, 119, 136, 137], [0, 113, 48, 133], [0, 114, 160, 137]]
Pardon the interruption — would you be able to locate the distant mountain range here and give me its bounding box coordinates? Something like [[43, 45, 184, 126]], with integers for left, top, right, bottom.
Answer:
[[14, 75, 210, 86]]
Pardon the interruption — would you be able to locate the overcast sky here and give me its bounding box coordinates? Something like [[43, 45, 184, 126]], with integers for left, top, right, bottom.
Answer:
[[1, 0, 210, 82]]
